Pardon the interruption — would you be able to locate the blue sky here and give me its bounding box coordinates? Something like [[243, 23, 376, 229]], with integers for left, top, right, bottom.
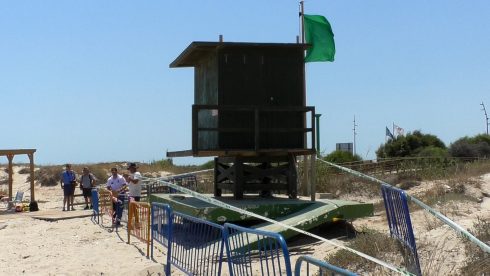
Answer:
[[1, 1, 489, 165]]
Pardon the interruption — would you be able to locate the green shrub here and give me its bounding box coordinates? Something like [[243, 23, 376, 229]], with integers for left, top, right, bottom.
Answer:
[[449, 134, 490, 158], [323, 150, 362, 163], [416, 146, 448, 158], [150, 158, 175, 170], [198, 160, 215, 170], [18, 167, 31, 174], [377, 130, 446, 158]]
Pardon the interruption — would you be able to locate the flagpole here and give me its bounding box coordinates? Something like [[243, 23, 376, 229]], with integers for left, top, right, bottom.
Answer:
[[300, 1, 305, 43], [299, 1, 315, 201]]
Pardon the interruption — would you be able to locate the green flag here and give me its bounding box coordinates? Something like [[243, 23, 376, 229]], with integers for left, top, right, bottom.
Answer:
[[304, 14, 335, 62]]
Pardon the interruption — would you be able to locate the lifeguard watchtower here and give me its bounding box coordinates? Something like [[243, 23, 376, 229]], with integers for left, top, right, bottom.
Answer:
[[168, 41, 316, 199]]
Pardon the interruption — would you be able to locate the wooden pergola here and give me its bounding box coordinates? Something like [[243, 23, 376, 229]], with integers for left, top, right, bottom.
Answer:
[[0, 149, 36, 201]]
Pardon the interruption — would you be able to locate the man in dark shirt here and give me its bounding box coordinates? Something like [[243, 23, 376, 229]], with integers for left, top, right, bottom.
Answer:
[[60, 164, 77, 211]]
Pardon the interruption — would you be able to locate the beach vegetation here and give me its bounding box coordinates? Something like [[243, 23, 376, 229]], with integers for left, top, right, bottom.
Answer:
[[376, 130, 447, 158]]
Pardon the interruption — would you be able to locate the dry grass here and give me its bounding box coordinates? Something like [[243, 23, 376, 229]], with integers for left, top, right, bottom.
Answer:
[[24, 160, 214, 188], [313, 159, 490, 200], [313, 162, 380, 197], [326, 228, 404, 274], [319, 159, 490, 275], [422, 212, 443, 232], [461, 217, 490, 275], [417, 233, 458, 276]]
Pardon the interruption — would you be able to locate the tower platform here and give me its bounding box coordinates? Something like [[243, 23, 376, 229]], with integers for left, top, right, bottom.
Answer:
[[150, 193, 373, 239]]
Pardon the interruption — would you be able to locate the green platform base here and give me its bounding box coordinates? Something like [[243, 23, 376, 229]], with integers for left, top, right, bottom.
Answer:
[[150, 193, 373, 239]]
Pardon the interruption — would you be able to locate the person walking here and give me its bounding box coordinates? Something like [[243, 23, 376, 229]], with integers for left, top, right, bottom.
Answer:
[[60, 164, 77, 211], [79, 167, 96, 210], [106, 167, 127, 226]]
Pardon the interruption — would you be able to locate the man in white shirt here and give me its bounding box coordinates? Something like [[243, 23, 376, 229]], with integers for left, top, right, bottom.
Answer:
[[127, 162, 142, 201], [106, 167, 127, 226]]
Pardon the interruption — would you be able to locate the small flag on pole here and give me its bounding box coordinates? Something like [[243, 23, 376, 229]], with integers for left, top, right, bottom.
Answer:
[[304, 14, 336, 62], [394, 124, 405, 136], [386, 127, 394, 139]]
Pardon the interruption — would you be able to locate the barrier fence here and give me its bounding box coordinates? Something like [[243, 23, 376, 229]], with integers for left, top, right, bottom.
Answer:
[[128, 201, 151, 256], [98, 188, 114, 227], [294, 255, 358, 276], [89, 192, 359, 276], [142, 179, 412, 275], [91, 189, 99, 223], [169, 211, 225, 275], [223, 223, 292, 276], [151, 203, 172, 251], [381, 185, 422, 276]]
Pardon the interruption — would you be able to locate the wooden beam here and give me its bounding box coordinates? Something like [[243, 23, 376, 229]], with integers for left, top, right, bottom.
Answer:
[[178, 149, 316, 158], [166, 149, 193, 158], [0, 149, 36, 156]]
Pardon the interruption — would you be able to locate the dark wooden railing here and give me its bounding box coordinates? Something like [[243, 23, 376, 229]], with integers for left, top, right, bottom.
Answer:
[[192, 104, 315, 155]]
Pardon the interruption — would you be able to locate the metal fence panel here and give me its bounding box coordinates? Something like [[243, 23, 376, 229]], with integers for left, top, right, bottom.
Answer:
[[169, 174, 198, 193], [127, 201, 151, 257], [91, 189, 99, 224], [223, 223, 292, 276], [150, 203, 172, 260], [381, 184, 422, 276], [170, 212, 225, 275], [98, 188, 114, 227], [294, 255, 357, 276]]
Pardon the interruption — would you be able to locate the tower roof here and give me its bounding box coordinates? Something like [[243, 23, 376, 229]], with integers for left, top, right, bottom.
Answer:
[[170, 41, 309, 68]]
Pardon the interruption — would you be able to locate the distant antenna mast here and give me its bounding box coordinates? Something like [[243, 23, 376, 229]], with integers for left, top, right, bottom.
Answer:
[[353, 115, 358, 155], [481, 102, 489, 135]]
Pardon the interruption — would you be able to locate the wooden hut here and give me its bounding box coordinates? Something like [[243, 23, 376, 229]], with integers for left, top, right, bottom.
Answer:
[[168, 41, 316, 199]]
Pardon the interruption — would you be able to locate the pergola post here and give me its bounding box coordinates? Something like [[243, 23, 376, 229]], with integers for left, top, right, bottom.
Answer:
[[28, 153, 35, 201], [7, 154, 14, 200]]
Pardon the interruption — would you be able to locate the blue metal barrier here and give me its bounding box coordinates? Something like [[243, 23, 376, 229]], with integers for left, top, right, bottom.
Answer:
[[223, 223, 292, 276], [294, 255, 357, 276], [150, 202, 172, 275], [169, 211, 225, 275], [381, 184, 422, 276], [91, 189, 99, 224]]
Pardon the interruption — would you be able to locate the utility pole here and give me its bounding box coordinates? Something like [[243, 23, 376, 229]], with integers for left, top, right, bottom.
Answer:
[[353, 115, 358, 156], [481, 102, 489, 135]]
